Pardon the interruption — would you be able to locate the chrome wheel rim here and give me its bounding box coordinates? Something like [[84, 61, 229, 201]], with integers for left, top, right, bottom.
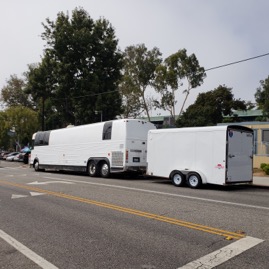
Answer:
[[189, 175, 199, 187], [89, 163, 96, 174], [101, 164, 109, 176], [173, 174, 182, 185]]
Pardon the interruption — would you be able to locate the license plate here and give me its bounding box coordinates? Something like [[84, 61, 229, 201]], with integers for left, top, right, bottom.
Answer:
[[133, 157, 140, 163]]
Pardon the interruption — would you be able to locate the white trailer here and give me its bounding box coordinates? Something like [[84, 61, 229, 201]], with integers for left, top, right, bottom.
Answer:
[[30, 119, 155, 177], [147, 125, 253, 188]]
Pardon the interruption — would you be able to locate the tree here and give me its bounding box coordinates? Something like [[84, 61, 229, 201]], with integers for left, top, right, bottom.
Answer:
[[25, 60, 55, 131], [176, 85, 247, 127], [26, 8, 123, 128], [0, 106, 38, 150], [120, 44, 162, 120], [255, 75, 269, 119], [1, 74, 34, 109], [154, 49, 206, 122], [118, 76, 143, 118], [0, 111, 10, 149]]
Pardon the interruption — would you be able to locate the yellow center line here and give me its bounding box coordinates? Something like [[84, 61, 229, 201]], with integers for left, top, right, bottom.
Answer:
[[0, 180, 245, 240]]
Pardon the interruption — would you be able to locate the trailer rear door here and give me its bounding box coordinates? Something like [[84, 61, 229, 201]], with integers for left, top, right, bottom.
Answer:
[[226, 127, 253, 183]]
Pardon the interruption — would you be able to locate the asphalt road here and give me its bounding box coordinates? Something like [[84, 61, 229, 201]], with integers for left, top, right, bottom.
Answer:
[[0, 161, 268, 269]]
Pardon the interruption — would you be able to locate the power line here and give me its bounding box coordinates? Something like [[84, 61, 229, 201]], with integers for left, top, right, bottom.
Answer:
[[205, 52, 269, 72], [51, 89, 118, 100], [49, 52, 269, 100]]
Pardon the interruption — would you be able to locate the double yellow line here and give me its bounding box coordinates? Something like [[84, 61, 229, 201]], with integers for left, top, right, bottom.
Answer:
[[1, 180, 245, 240]]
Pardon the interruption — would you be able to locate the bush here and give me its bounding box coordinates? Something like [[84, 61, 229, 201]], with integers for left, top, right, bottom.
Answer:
[[260, 163, 269, 175], [263, 165, 269, 175], [260, 163, 267, 169]]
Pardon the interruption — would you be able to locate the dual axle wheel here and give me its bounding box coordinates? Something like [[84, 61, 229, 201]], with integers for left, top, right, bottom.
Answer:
[[88, 160, 110, 178], [170, 171, 202, 188]]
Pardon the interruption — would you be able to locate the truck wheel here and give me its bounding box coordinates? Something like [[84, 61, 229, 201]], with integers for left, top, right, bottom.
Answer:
[[187, 173, 202, 188], [88, 161, 99, 177], [100, 162, 110, 178], [170, 171, 185, 187], [34, 161, 39, 172]]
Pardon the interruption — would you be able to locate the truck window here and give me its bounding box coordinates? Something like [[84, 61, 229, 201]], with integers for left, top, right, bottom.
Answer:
[[102, 122, 112, 140], [34, 131, 51, 146]]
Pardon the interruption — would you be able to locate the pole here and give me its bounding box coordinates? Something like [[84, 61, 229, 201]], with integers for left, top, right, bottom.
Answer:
[[42, 96, 45, 131]]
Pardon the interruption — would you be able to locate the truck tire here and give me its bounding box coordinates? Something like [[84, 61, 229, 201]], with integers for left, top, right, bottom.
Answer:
[[88, 161, 99, 177], [34, 160, 39, 172], [187, 172, 202, 188], [100, 161, 110, 178], [170, 171, 185, 187]]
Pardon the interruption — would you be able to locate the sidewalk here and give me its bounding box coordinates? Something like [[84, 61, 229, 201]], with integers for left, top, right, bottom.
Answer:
[[253, 176, 269, 187]]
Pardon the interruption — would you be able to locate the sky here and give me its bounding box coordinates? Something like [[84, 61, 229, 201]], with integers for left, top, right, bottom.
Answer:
[[1, 0, 269, 116]]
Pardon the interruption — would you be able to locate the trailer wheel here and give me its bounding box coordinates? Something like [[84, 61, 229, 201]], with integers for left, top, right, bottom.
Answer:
[[170, 171, 185, 187], [88, 161, 99, 177], [100, 162, 110, 178], [187, 172, 202, 188]]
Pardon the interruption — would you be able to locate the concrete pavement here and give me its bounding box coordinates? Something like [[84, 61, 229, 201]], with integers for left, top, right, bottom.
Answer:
[[253, 176, 269, 187]]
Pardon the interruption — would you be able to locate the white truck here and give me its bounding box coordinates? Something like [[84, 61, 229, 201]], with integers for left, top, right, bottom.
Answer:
[[30, 119, 156, 177], [147, 125, 253, 188]]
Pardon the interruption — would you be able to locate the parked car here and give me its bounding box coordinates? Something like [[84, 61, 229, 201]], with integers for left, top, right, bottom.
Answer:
[[1, 152, 11, 160], [14, 153, 24, 162], [5, 152, 20, 161], [0, 151, 10, 160], [14, 152, 30, 163]]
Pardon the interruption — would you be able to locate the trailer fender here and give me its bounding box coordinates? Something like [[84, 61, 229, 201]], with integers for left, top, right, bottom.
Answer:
[[186, 170, 207, 184], [186, 171, 205, 189], [190, 170, 207, 184], [177, 169, 206, 184]]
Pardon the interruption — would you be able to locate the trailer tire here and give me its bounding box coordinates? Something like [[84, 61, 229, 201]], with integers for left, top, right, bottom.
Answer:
[[100, 161, 110, 178], [170, 171, 185, 187], [187, 172, 202, 188], [88, 161, 99, 177]]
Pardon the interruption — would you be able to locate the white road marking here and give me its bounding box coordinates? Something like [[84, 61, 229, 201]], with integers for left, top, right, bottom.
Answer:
[[2, 167, 268, 211], [11, 194, 28, 199], [0, 229, 58, 269], [27, 180, 74, 185], [178, 236, 264, 269], [43, 176, 269, 211], [30, 192, 46, 196], [11, 192, 46, 199]]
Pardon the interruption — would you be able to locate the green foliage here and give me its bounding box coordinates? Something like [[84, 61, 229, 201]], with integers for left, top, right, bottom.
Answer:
[[1, 74, 34, 109], [0, 106, 38, 149], [120, 44, 162, 120], [0, 111, 10, 149], [260, 163, 267, 169], [264, 166, 269, 175], [260, 163, 269, 175], [154, 49, 206, 121], [118, 76, 143, 118], [255, 75, 269, 119], [25, 8, 123, 129], [255, 116, 267, 121], [176, 85, 247, 127]]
